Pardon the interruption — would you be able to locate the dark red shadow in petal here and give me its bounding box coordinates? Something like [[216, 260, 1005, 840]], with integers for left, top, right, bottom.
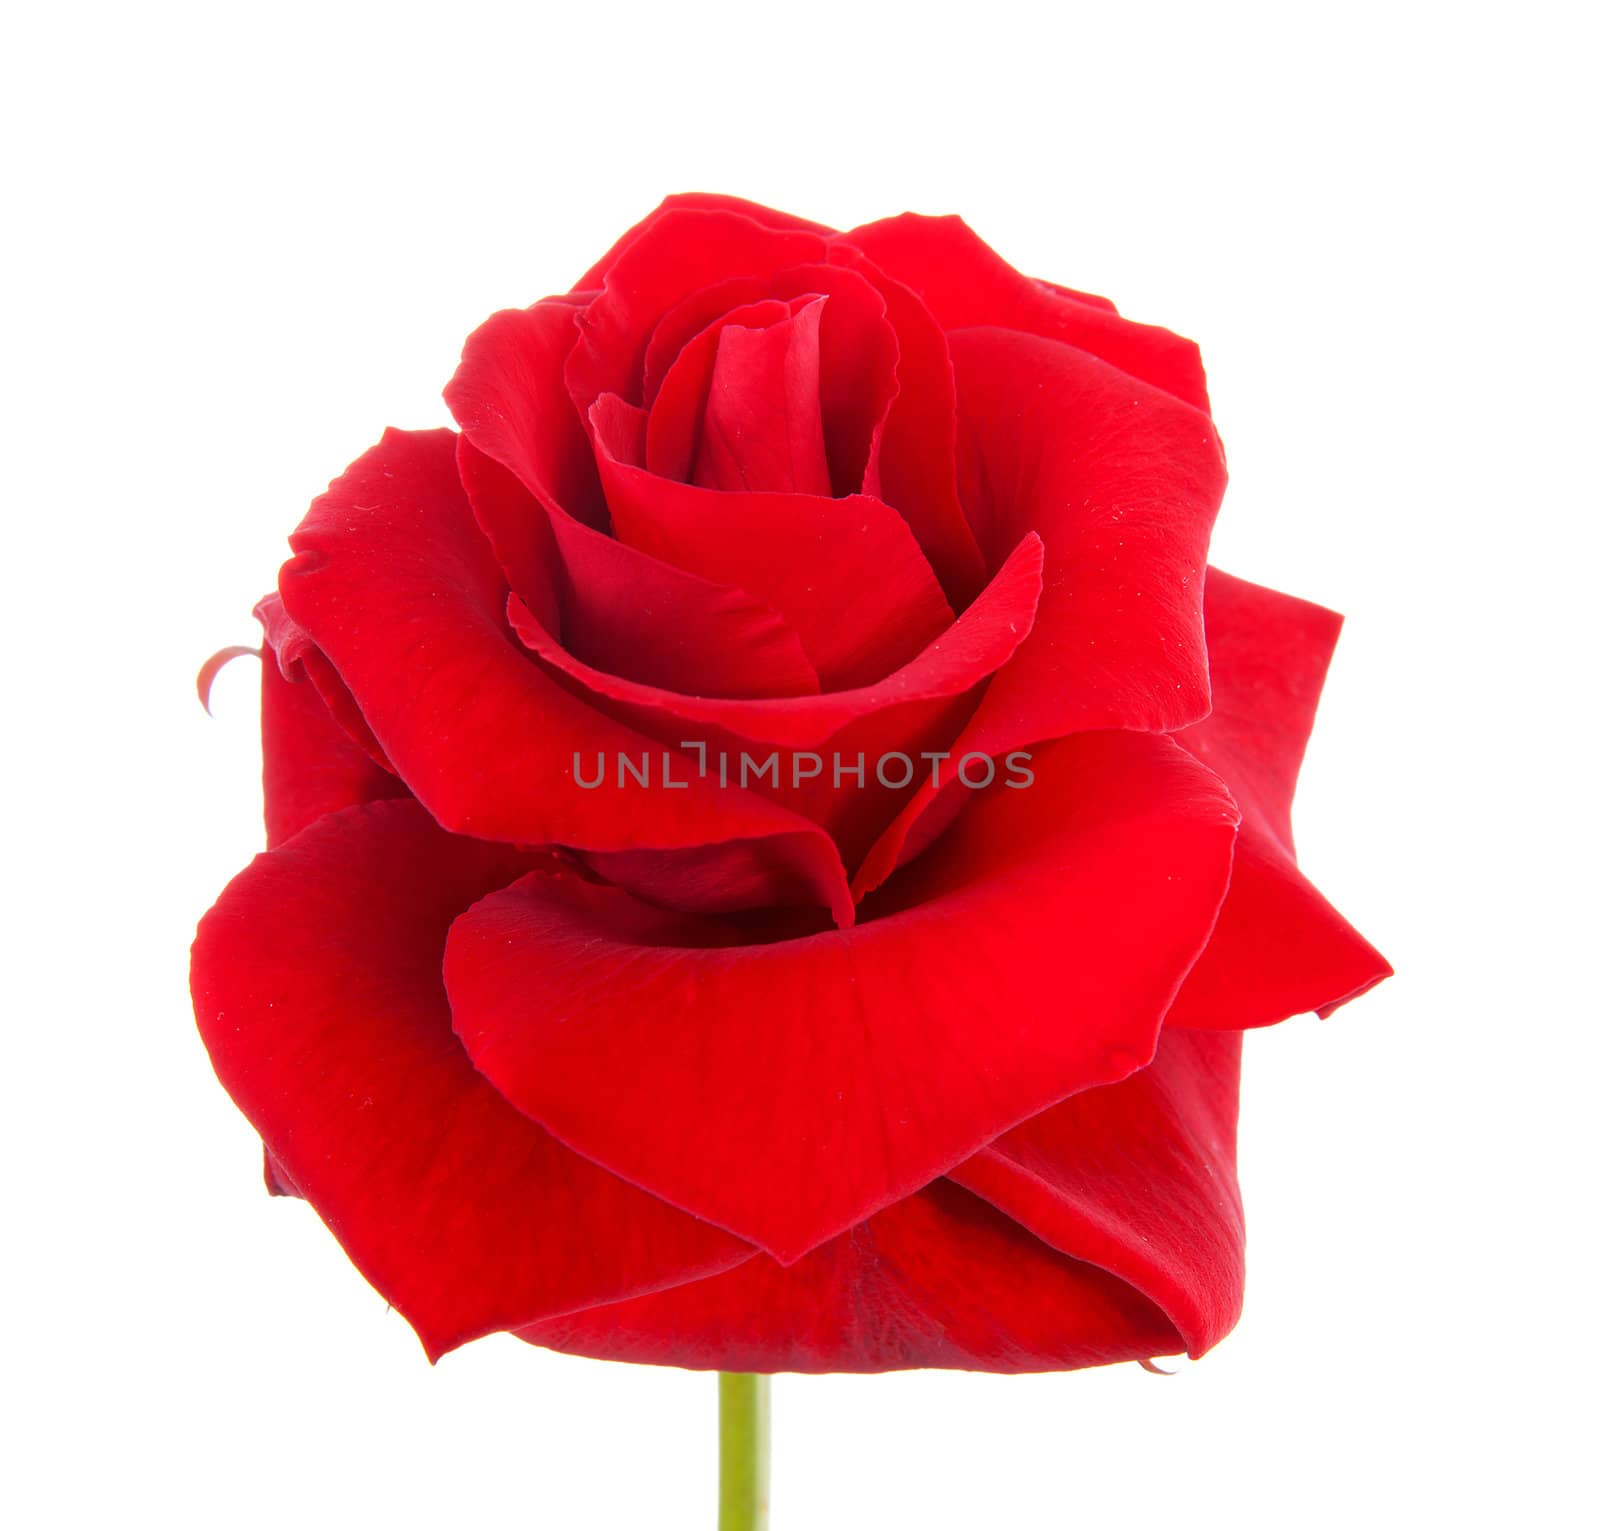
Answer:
[[449, 296, 826, 700], [768, 263, 899, 498], [691, 297, 832, 496], [591, 396, 954, 690], [443, 732, 1238, 1263], [952, 1026, 1246, 1358], [645, 262, 899, 501], [642, 277, 772, 404], [826, 240, 988, 605], [459, 438, 821, 700], [646, 297, 798, 483], [566, 209, 828, 418], [516, 1180, 1180, 1373], [505, 532, 1042, 751]]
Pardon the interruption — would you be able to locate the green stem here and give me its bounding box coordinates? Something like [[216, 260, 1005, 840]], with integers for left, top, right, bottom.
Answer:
[[717, 1373, 771, 1530]]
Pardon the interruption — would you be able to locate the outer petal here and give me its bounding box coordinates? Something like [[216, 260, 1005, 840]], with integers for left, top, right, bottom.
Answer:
[[521, 1027, 1241, 1372], [444, 732, 1239, 1263], [246, 608, 408, 1199], [852, 326, 1225, 896], [1169, 570, 1392, 1027], [951, 1026, 1244, 1357], [518, 1180, 1181, 1373], [190, 801, 751, 1360], [258, 633, 405, 849], [573, 194, 837, 289], [946, 326, 1222, 705], [843, 213, 1212, 413], [445, 300, 608, 531], [277, 428, 854, 922], [254, 592, 392, 773]]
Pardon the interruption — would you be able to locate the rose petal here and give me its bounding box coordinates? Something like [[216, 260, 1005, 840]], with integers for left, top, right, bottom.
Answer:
[[642, 277, 771, 404], [573, 194, 837, 290], [258, 634, 406, 849], [769, 263, 899, 497], [566, 209, 827, 417], [843, 213, 1212, 413], [529, 1025, 1242, 1370], [263, 1149, 298, 1198], [242, 620, 414, 1205], [446, 300, 608, 531], [458, 437, 822, 699], [191, 800, 751, 1360], [505, 532, 1042, 749], [946, 326, 1224, 658], [692, 297, 832, 495], [447, 301, 823, 698], [851, 327, 1226, 897], [253, 593, 393, 766], [444, 732, 1238, 1263], [1037, 277, 1119, 312], [517, 1179, 1180, 1373], [591, 396, 955, 689], [645, 297, 799, 483], [951, 1026, 1245, 1357], [1169, 570, 1392, 1027], [195, 645, 258, 716], [278, 428, 854, 922], [826, 240, 988, 604]]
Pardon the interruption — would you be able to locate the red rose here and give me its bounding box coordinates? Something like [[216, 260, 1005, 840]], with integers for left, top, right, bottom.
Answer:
[[192, 194, 1389, 1370]]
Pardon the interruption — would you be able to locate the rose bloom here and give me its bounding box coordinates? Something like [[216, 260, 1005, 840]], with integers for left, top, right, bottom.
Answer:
[[192, 194, 1389, 1371]]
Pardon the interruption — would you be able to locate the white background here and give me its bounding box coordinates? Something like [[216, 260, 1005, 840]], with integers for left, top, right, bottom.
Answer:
[[4, 2, 1594, 1525]]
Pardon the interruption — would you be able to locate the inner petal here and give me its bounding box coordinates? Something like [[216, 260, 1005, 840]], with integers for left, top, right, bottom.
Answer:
[[693, 297, 831, 496], [646, 297, 795, 483]]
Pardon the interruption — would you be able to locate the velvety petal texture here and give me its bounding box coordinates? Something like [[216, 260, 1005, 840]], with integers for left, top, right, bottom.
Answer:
[[191, 802, 749, 1360], [443, 733, 1238, 1262], [193, 194, 1388, 1372], [521, 1026, 1241, 1371]]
